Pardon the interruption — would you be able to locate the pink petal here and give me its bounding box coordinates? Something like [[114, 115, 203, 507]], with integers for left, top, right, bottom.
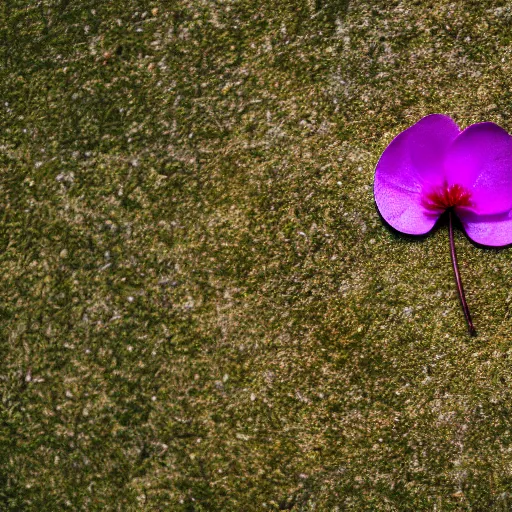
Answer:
[[444, 122, 512, 215], [374, 114, 460, 234], [457, 210, 512, 247]]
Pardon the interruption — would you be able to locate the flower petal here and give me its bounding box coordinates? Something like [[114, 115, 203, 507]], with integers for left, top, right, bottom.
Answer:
[[458, 209, 512, 247], [444, 122, 512, 215], [374, 114, 460, 234]]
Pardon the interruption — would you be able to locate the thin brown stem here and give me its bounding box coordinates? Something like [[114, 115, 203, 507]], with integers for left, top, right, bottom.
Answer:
[[449, 210, 476, 336]]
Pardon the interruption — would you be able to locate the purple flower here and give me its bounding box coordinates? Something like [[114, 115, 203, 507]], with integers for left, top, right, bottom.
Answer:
[[374, 114, 512, 335], [375, 114, 512, 246]]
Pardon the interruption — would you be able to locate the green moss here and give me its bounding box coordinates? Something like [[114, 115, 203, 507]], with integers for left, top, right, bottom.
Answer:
[[2, 0, 512, 510]]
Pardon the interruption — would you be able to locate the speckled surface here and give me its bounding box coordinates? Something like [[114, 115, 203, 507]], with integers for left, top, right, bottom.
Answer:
[[2, 1, 512, 510]]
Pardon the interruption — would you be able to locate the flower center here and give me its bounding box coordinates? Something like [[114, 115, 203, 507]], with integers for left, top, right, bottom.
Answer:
[[422, 182, 473, 212]]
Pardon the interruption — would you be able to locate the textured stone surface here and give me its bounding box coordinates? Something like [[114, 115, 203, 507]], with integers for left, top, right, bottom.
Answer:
[[2, 0, 512, 510]]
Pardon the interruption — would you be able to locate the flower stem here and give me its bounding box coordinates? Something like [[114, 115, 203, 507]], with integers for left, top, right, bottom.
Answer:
[[448, 210, 476, 336]]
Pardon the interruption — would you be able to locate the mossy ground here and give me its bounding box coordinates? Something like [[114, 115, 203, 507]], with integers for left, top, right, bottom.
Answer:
[[2, 0, 512, 510]]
